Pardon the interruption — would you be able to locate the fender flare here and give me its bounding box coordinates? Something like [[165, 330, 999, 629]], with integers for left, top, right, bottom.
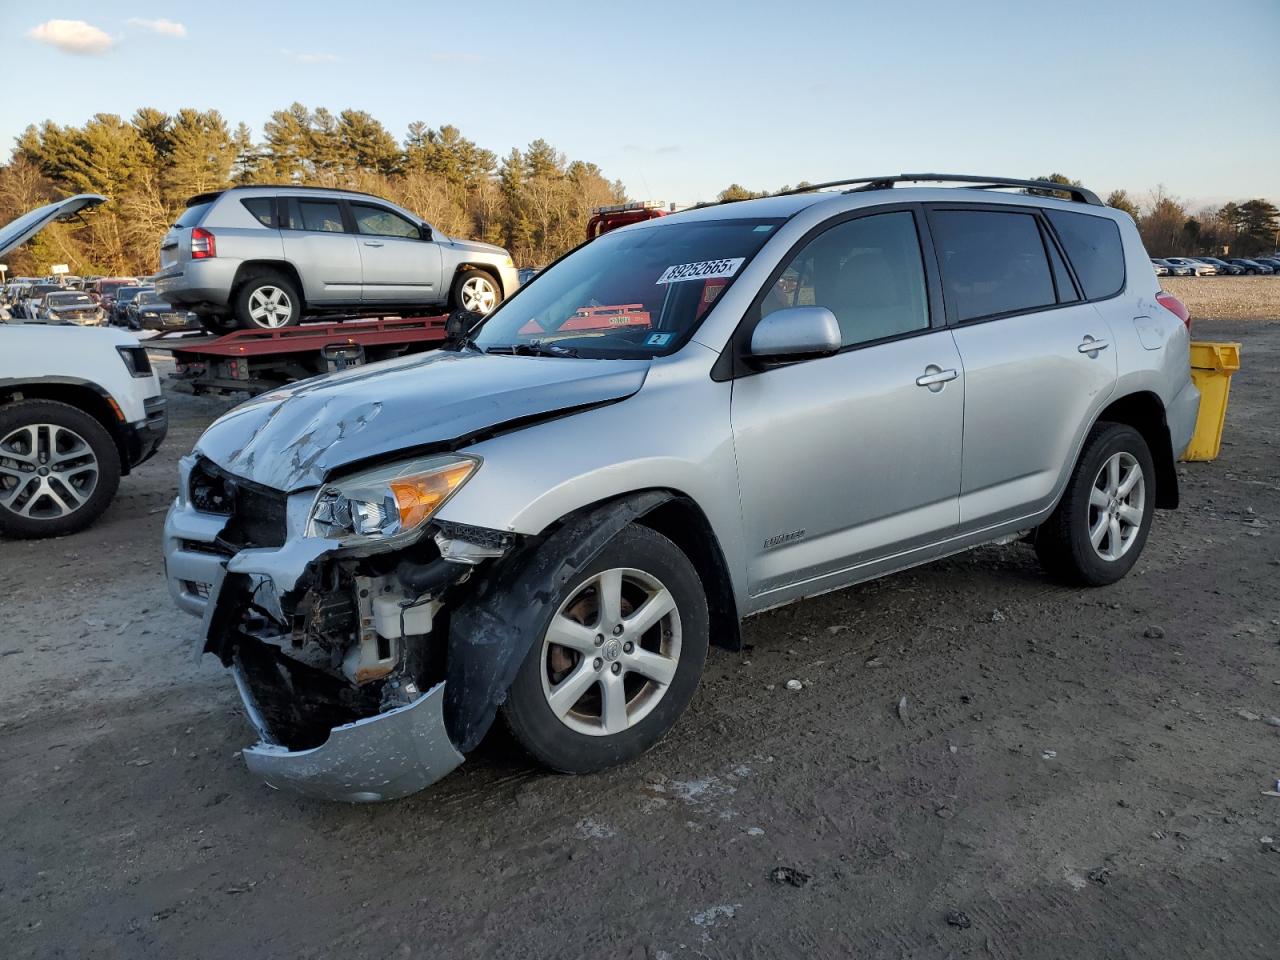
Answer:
[[443, 490, 673, 753]]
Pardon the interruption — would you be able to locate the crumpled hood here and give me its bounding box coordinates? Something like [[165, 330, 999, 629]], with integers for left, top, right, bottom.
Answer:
[[196, 350, 650, 491]]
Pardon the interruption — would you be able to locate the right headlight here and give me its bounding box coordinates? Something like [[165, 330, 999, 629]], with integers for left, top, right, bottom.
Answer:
[[306, 454, 479, 546]]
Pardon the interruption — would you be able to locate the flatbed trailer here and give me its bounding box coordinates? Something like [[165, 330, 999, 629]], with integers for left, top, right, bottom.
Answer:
[[145, 314, 449, 395]]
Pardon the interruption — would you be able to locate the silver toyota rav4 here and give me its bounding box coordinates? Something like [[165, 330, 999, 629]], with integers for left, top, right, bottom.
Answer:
[[164, 174, 1200, 803], [155, 185, 519, 333]]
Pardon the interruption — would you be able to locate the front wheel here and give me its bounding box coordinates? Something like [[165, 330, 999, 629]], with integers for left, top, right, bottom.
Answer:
[[502, 525, 709, 774], [1035, 422, 1155, 586], [450, 270, 502, 316], [0, 400, 121, 539]]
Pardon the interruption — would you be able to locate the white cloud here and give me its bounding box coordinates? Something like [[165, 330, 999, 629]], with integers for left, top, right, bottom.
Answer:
[[28, 19, 114, 55], [282, 49, 341, 64], [127, 18, 187, 38]]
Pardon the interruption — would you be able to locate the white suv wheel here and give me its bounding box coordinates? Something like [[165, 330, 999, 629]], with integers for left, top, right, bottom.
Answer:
[[460, 274, 498, 314], [247, 285, 294, 328]]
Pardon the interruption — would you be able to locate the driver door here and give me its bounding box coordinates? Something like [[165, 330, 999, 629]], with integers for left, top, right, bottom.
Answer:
[[730, 208, 964, 602]]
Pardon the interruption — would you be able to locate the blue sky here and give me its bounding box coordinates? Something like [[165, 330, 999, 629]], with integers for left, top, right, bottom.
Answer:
[[7, 0, 1278, 210]]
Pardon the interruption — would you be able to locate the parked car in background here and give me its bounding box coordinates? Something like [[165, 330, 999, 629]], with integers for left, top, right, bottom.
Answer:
[[0, 193, 166, 538], [156, 185, 520, 333], [1163, 257, 1215, 276], [109, 285, 151, 326], [12, 283, 62, 319], [164, 174, 1199, 802], [1151, 259, 1170, 276], [1251, 257, 1280, 272], [1152, 258, 1192, 277], [1227, 258, 1274, 275], [127, 289, 198, 331], [36, 290, 104, 325], [1193, 257, 1243, 275], [91, 277, 139, 312]]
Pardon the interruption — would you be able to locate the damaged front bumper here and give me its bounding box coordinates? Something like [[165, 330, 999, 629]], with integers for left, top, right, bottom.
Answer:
[[163, 455, 477, 803]]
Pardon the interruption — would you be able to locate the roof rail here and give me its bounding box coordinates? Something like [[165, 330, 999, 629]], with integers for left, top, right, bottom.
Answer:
[[183, 184, 395, 207], [774, 173, 1103, 206]]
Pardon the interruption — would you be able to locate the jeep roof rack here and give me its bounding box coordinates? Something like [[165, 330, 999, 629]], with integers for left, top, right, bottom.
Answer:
[[184, 184, 392, 207], [775, 173, 1103, 206]]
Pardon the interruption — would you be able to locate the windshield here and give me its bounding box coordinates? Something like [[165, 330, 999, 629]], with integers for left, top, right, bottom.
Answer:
[[117, 287, 147, 303], [472, 217, 784, 358], [136, 291, 163, 305], [49, 292, 91, 305]]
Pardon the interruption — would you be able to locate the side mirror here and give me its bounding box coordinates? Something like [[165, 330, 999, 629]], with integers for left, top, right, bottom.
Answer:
[[419, 224, 434, 242], [747, 306, 841, 365]]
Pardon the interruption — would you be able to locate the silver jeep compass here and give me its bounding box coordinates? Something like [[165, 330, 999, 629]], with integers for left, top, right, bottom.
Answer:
[[164, 174, 1200, 802], [155, 185, 519, 333]]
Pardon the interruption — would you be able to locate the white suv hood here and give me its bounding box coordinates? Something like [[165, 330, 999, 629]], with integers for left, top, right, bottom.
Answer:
[[195, 349, 650, 492], [0, 194, 106, 261]]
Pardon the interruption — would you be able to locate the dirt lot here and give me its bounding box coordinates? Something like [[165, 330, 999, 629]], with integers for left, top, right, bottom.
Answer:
[[2, 284, 1279, 958]]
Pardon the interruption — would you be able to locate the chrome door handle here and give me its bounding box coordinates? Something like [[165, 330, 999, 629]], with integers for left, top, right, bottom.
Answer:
[[363, 240, 384, 247], [915, 366, 958, 390], [1078, 336, 1109, 354]]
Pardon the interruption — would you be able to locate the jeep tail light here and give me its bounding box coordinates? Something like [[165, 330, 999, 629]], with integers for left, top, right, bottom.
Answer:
[[191, 227, 217, 259], [1156, 291, 1190, 333]]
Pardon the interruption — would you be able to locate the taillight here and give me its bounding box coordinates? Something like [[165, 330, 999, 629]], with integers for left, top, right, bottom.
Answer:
[[1156, 291, 1191, 333], [191, 227, 216, 259]]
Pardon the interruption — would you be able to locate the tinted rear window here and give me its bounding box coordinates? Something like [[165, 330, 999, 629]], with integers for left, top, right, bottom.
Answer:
[[175, 202, 213, 228], [931, 210, 1056, 322], [1046, 210, 1125, 300]]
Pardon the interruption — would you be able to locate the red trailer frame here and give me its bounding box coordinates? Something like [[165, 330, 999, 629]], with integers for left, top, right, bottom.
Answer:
[[147, 314, 449, 395]]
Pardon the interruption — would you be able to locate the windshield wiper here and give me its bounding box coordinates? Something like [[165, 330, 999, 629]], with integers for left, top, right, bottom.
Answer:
[[485, 340, 579, 358]]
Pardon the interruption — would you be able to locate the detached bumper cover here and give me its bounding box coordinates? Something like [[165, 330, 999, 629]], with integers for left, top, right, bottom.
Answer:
[[238, 677, 464, 803]]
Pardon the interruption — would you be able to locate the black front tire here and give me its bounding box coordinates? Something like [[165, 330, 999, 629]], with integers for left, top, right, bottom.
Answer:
[[502, 524, 709, 774], [449, 269, 503, 316], [1035, 421, 1156, 587], [0, 400, 121, 540]]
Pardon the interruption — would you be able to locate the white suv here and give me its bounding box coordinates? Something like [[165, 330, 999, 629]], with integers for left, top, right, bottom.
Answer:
[[0, 196, 166, 538]]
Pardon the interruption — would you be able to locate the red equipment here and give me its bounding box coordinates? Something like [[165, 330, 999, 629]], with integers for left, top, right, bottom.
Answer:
[[146, 314, 449, 395]]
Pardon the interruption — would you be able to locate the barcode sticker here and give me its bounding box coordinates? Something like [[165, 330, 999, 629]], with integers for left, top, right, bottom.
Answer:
[[655, 258, 745, 285]]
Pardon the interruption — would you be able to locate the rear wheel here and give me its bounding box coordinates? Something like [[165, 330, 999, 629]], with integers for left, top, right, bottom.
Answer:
[[502, 525, 708, 774], [450, 270, 502, 316], [234, 272, 301, 330], [1035, 421, 1155, 586], [0, 400, 121, 539]]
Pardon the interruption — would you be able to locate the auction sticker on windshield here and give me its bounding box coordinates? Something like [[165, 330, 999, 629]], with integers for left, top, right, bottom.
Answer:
[[656, 257, 745, 285]]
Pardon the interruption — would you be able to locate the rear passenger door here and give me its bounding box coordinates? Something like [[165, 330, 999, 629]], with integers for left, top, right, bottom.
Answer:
[[929, 205, 1118, 532], [279, 197, 362, 304], [349, 201, 444, 305]]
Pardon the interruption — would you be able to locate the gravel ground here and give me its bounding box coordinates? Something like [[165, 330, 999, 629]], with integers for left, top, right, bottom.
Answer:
[[1163, 275, 1280, 322], [1, 306, 1279, 958]]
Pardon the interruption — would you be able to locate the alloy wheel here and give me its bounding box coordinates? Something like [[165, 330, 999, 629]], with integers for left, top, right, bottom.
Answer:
[[540, 567, 682, 737], [1088, 451, 1145, 561], [460, 275, 498, 314], [0, 423, 99, 521], [247, 285, 293, 328]]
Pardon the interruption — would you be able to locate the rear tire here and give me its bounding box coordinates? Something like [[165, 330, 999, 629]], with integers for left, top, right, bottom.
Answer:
[[502, 525, 709, 774], [0, 400, 121, 540], [449, 269, 502, 316], [233, 272, 301, 330], [1035, 421, 1155, 586]]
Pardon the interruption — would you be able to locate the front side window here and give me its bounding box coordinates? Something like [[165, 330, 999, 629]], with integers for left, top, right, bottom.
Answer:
[[282, 198, 346, 233], [351, 203, 420, 239], [472, 217, 783, 358], [931, 210, 1056, 322], [1046, 209, 1124, 300], [761, 211, 929, 348]]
